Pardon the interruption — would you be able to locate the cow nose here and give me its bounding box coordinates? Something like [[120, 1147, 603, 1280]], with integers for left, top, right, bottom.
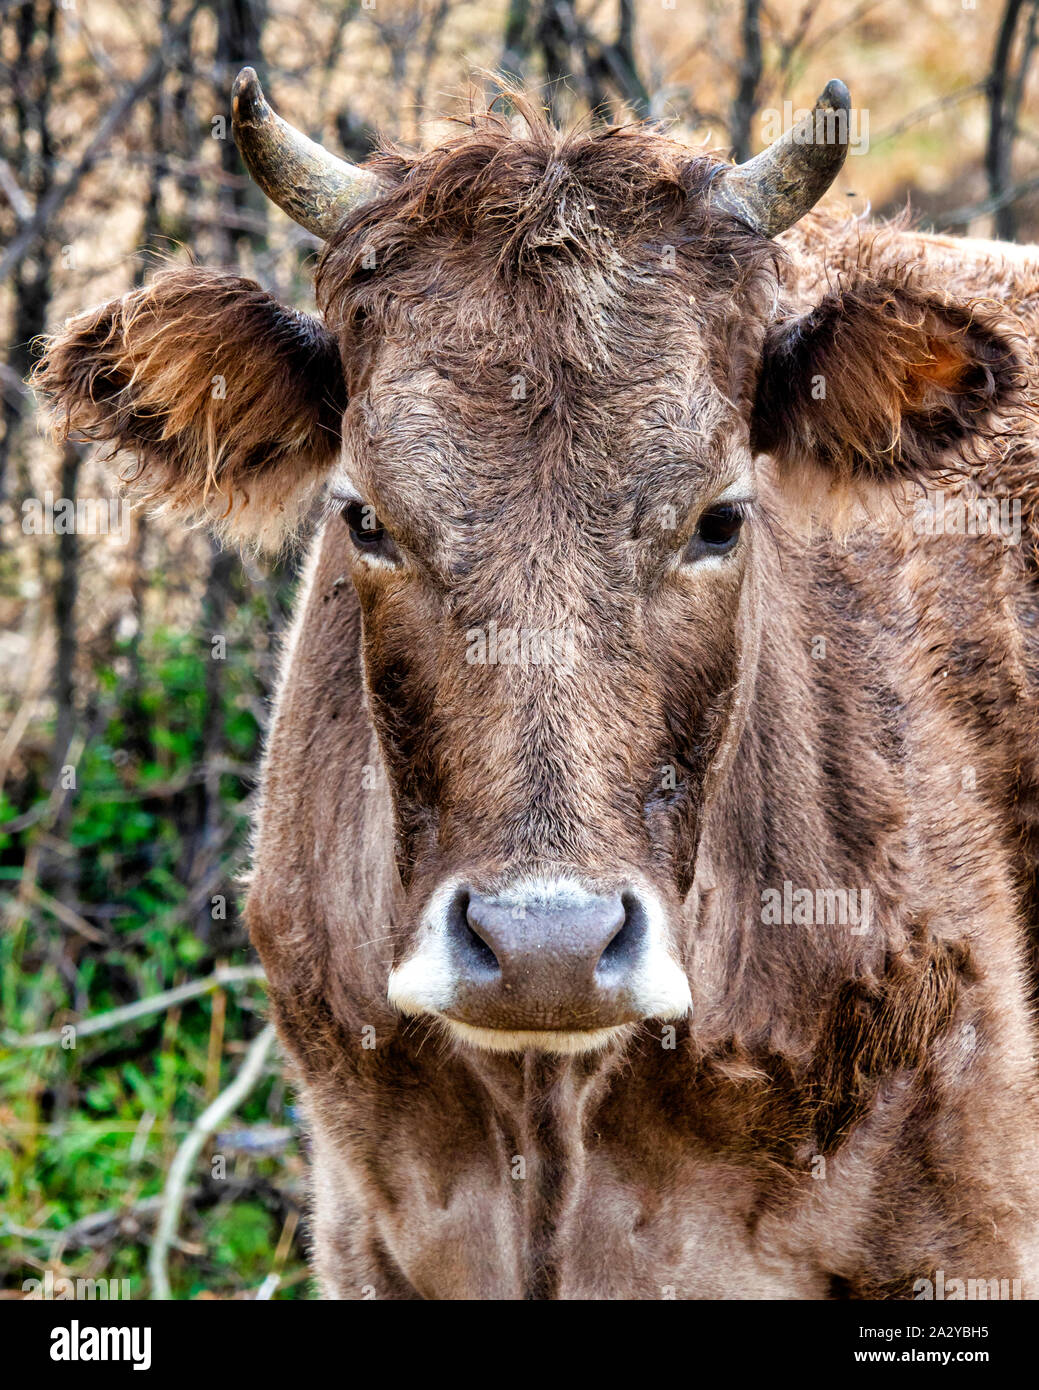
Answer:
[[443, 886, 645, 1030]]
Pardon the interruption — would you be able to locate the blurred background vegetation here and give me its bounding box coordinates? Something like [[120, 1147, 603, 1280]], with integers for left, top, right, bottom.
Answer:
[[1, 0, 1037, 1301]]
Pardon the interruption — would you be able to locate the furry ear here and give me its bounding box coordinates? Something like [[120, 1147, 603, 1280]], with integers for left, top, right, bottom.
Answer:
[[32, 267, 346, 550], [750, 275, 1029, 520]]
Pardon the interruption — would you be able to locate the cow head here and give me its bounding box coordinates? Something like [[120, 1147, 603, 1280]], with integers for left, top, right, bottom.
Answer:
[[34, 73, 1023, 1055]]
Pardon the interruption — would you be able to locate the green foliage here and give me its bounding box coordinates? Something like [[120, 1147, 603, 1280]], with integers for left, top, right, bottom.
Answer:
[[0, 597, 312, 1300]]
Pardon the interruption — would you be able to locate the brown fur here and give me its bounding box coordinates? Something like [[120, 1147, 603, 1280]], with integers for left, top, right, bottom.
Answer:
[[33, 92, 1039, 1299], [34, 269, 345, 549], [753, 275, 1030, 486]]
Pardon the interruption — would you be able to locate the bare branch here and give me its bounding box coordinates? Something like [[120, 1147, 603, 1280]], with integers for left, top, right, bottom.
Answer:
[[24, 881, 109, 944], [1, 964, 267, 1050], [0, 3, 203, 285], [872, 82, 986, 145], [933, 170, 1039, 226], [149, 1024, 278, 1300], [0, 154, 31, 221]]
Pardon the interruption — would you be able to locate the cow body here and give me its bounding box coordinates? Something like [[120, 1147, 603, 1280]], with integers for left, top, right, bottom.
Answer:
[[35, 84, 1039, 1299], [244, 223, 1039, 1301]]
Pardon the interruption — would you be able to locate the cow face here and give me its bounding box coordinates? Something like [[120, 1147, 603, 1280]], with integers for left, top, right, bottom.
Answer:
[[34, 77, 1024, 1055], [314, 197, 774, 1050]]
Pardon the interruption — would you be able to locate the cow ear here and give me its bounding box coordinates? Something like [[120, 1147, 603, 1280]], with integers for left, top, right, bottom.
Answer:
[[32, 267, 346, 551], [750, 276, 1027, 524]]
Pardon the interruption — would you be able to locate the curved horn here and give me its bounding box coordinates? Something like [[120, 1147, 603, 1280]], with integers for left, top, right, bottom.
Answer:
[[710, 79, 852, 238], [231, 67, 384, 240]]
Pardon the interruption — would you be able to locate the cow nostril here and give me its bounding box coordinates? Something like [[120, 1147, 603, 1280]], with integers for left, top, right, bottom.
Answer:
[[596, 892, 647, 979], [453, 890, 500, 976], [445, 883, 652, 1003]]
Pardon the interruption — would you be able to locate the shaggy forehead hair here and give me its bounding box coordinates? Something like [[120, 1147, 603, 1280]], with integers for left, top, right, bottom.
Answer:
[[314, 93, 780, 405]]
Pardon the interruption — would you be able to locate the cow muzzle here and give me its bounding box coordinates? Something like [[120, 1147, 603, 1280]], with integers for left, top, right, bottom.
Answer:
[[387, 877, 692, 1053]]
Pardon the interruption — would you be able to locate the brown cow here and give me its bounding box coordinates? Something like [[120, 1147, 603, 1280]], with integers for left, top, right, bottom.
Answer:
[[34, 72, 1039, 1299]]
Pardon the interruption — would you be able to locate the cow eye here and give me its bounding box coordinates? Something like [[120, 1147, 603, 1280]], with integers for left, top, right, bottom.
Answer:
[[685, 502, 745, 561], [343, 500, 401, 563]]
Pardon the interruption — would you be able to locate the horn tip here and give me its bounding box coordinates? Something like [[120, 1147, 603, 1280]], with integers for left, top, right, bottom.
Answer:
[[819, 78, 851, 113], [232, 67, 267, 126]]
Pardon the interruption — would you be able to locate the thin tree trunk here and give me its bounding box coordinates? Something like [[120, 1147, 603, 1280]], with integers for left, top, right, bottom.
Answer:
[[50, 441, 80, 781], [135, 0, 174, 282], [987, 0, 1026, 240], [731, 0, 764, 162], [503, 0, 534, 80], [0, 0, 58, 506], [188, 539, 238, 938], [214, 0, 267, 263]]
